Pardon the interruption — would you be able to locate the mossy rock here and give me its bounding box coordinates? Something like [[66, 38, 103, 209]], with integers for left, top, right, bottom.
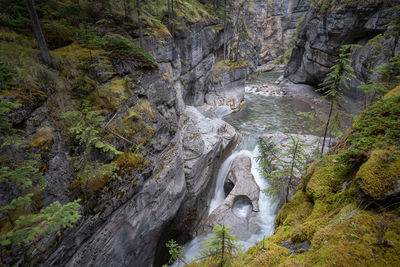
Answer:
[[103, 33, 157, 67], [43, 22, 74, 49], [237, 240, 290, 266], [213, 60, 247, 82], [54, 43, 105, 61], [114, 151, 150, 175], [95, 78, 130, 110], [384, 85, 400, 99], [356, 149, 400, 199], [306, 157, 349, 200], [28, 126, 54, 151]]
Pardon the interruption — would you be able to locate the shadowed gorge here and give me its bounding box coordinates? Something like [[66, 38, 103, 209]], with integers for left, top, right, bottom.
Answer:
[[0, 0, 399, 266]]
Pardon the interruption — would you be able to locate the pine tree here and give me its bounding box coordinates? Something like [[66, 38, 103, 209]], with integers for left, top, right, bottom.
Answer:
[[195, 224, 242, 266], [257, 136, 310, 203], [0, 101, 81, 251], [165, 239, 187, 267], [62, 106, 121, 202], [318, 44, 355, 154]]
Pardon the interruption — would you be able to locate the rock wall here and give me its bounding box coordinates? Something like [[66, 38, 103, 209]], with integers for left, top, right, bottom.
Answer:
[[39, 20, 243, 267], [242, 0, 311, 68], [285, 1, 399, 101]]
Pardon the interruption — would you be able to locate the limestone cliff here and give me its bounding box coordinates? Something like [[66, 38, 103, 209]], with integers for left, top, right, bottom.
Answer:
[[0, 1, 245, 266], [285, 0, 400, 101], [240, 0, 311, 68]]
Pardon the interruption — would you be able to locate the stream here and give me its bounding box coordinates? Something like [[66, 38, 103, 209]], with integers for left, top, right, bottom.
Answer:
[[174, 72, 316, 265]]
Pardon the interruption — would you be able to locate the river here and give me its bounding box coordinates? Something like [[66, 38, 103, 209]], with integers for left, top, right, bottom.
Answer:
[[173, 72, 316, 265]]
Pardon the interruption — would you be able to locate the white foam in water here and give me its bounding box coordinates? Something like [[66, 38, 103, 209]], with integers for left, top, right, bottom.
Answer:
[[249, 145, 277, 237], [232, 199, 252, 218], [173, 146, 277, 266], [208, 151, 238, 215]]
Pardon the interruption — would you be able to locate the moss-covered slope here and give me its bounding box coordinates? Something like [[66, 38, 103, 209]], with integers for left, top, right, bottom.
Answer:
[[238, 89, 400, 266]]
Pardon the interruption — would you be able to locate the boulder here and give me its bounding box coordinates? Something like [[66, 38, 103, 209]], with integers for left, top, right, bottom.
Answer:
[[197, 155, 260, 240]]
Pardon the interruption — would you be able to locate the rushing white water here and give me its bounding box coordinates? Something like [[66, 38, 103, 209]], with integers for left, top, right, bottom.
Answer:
[[208, 149, 256, 215], [208, 152, 237, 215], [172, 72, 315, 266], [174, 147, 277, 266], [232, 198, 252, 218]]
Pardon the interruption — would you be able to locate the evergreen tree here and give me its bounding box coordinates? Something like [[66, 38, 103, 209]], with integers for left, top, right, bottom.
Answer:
[[318, 44, 355, 154], [165, 239, 187, 267], [0, 102, 81, 251], [195, 224, 242, 266], [257, 136, 310, 203], [359, 52, 400, 102], [62, 105, 121, 203]]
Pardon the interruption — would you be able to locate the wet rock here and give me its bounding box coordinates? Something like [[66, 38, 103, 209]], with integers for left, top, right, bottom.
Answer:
[[206, 65, 247, 111], [197, 155, 260, 240], [285, 1, 398, 102], [172, 105, 239, 236], [243, 0, 312, 66], [43, 153, 75, 206]]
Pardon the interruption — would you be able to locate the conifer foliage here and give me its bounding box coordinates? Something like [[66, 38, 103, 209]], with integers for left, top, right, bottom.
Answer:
[[196, 224, 243, 266], [257, 136, 310, 203], [0, 101, 81, 250], [318, 44, 355, 154]]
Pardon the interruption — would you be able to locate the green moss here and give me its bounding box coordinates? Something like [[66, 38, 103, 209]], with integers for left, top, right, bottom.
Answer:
[[273, 192, 313, 244], [103, 33, 157, 67], [306, 156, 349, 200], [356, 149, 400, 199], [95, 78, 131, 110], [239, 90, 400, 264], [339, 95, 400, 163], [114, 151, 148, 175], [28, 126, 53, 151], [213, 60, 247, 82], [108, 100, 155, 146], [237, 240, 290, 266], [42, 22, 74, 49], [384, 85, 400, 99]]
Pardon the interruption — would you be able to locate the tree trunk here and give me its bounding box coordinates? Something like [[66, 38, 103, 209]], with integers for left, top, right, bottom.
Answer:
[[124, 0, 128, 19], [287, 142, 298, 203], [321, 99, 334, 154], [26, 0, 53, 67], [136, 0, 144, 47], [392, 34, 399, 58], [223, 0, 227, 62], [167, 0, 171, 33]]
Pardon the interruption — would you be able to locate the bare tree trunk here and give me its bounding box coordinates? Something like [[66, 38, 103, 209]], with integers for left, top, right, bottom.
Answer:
[[26, 0, 53, 67], [223, 0, 227, 62], [168, 0, 171, 33], [321, 99, 334, 154], [287, 142, 298, 203], [136, 0, 144, 47], [392, 34, 399, 58], [124, 0, 128, 18]]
